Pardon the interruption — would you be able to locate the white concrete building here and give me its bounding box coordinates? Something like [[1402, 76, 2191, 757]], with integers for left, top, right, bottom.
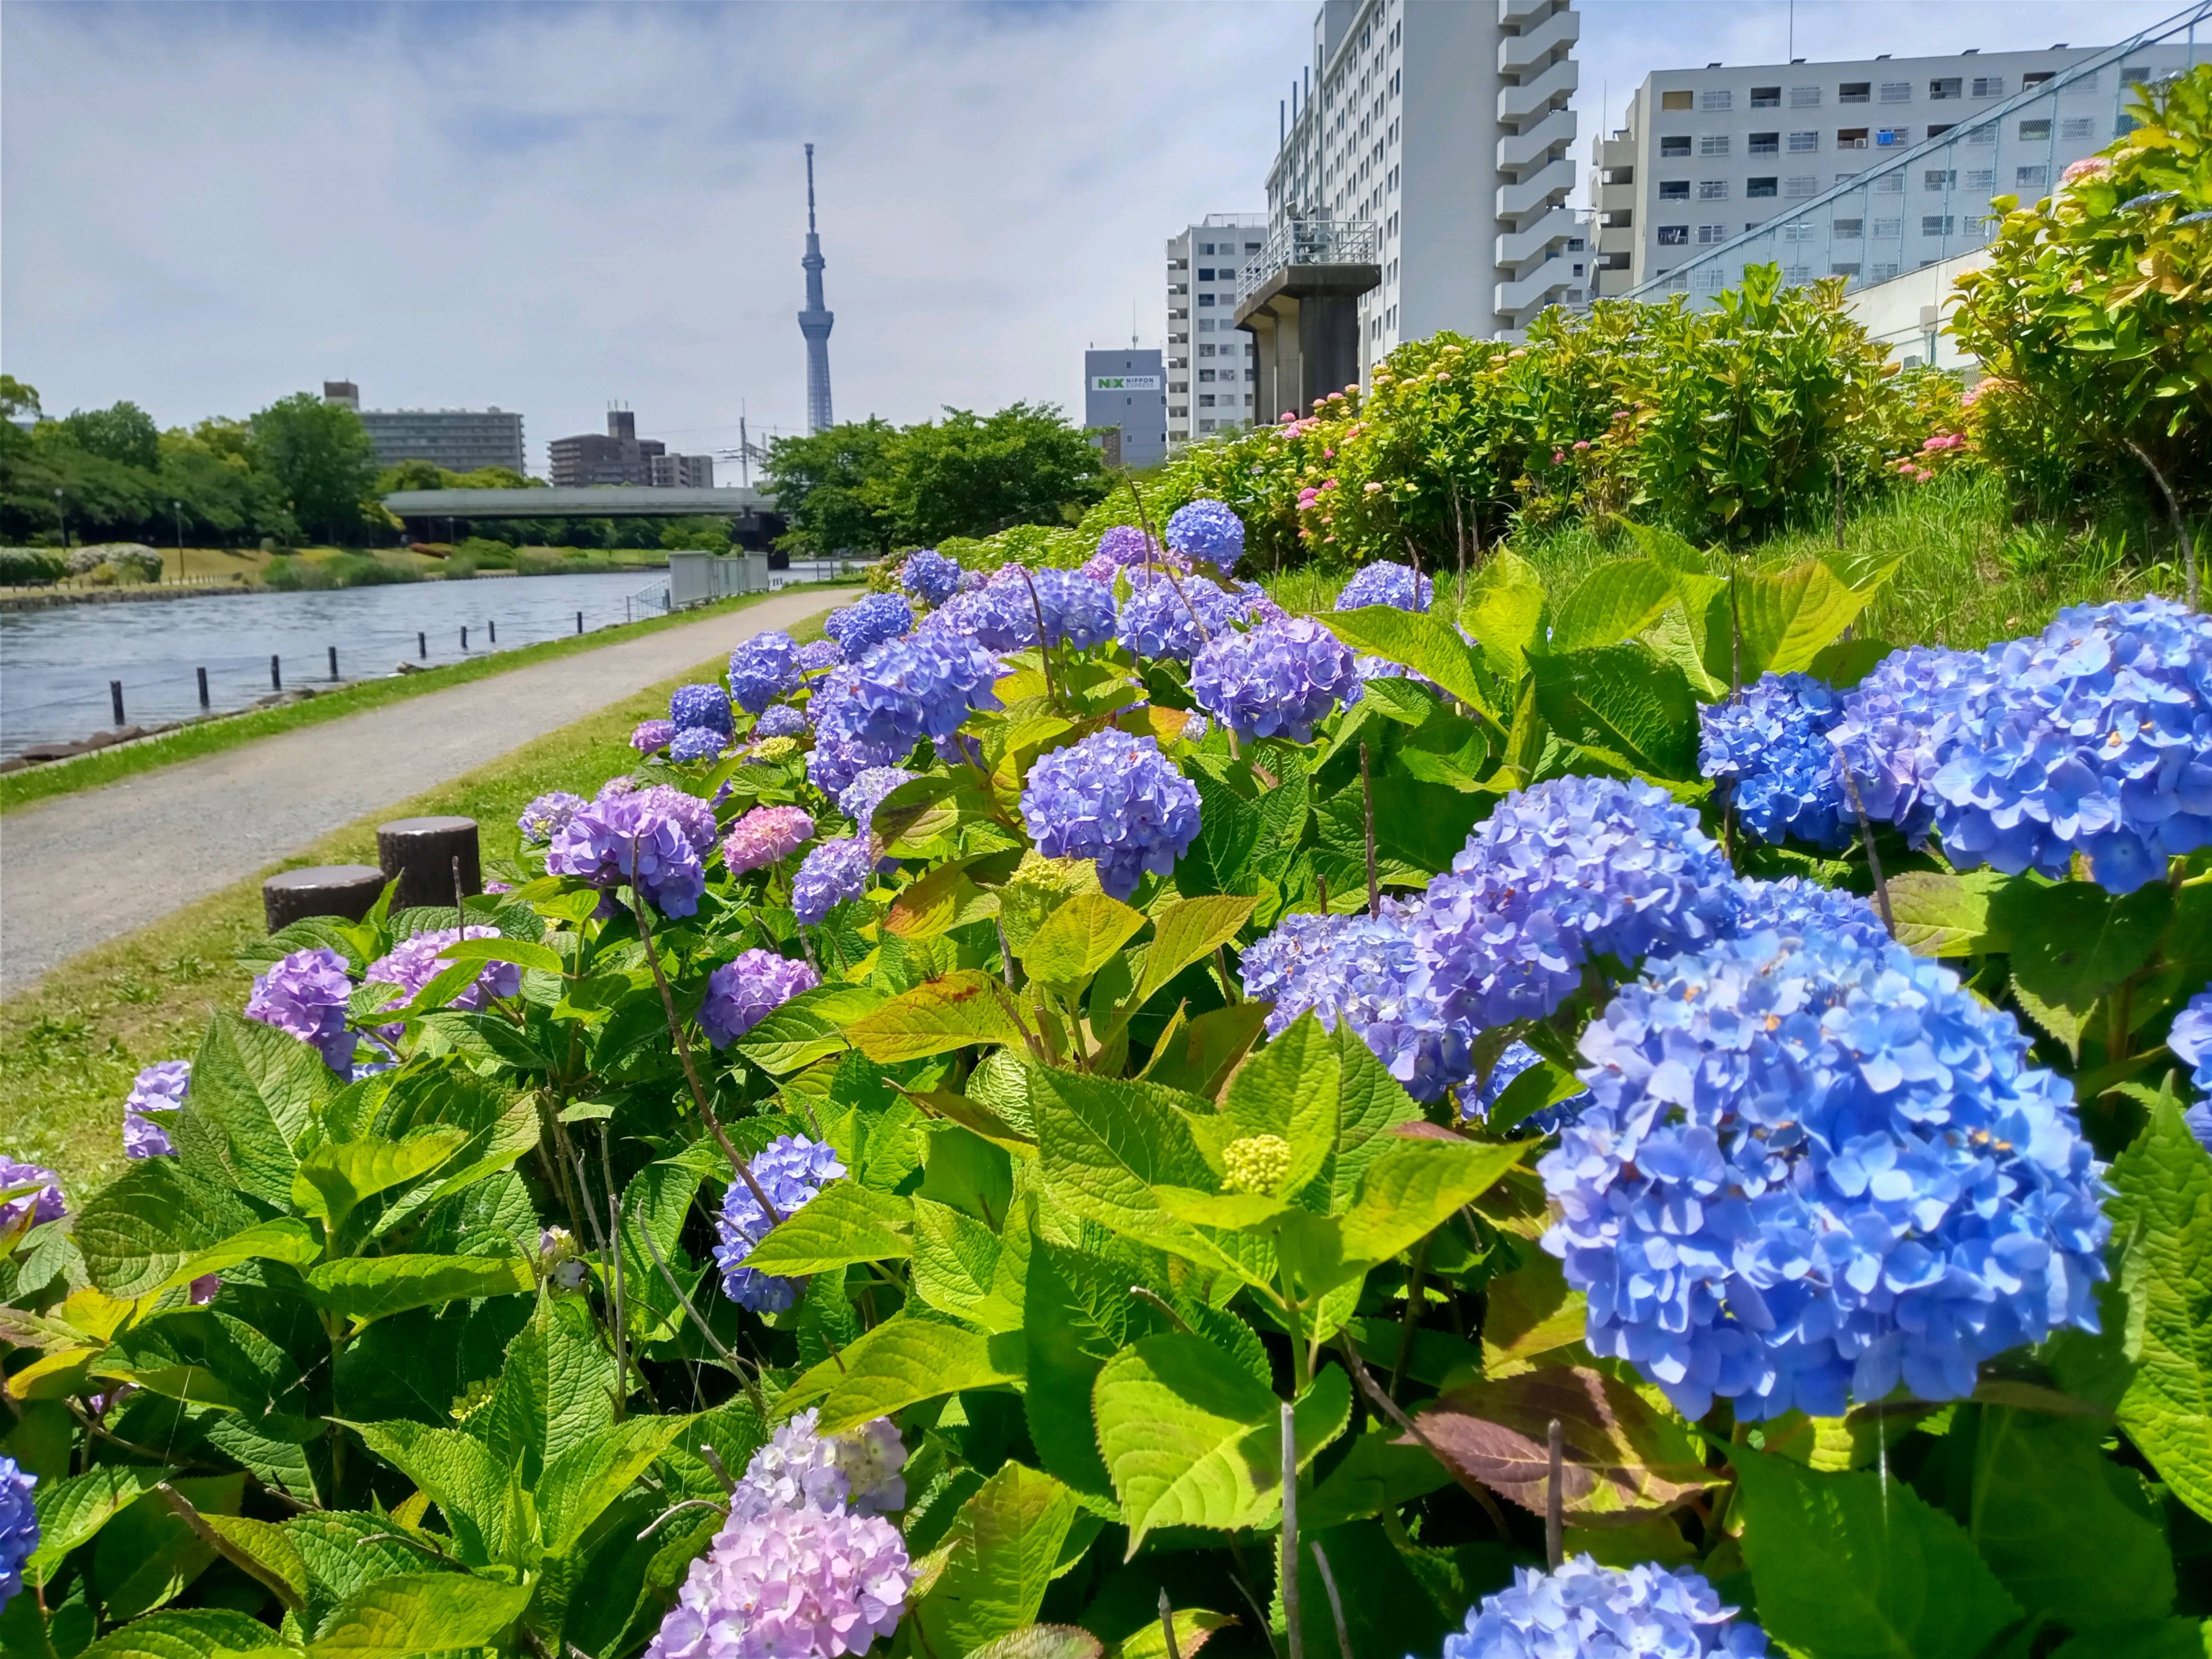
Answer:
[[1590, 42, 2203, 297], [1258, 0, 1582, 365], [1167, 215, 1267, 444]]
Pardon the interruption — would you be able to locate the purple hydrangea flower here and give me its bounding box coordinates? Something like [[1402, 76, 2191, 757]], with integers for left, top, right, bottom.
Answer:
[[1190, 616, 1358, 742], [723, 805, 816, 874], [1826, 646, 1985, 847], [1096, 525, 1163, 568], [669, 725, 728, 764], [730, 632, 804, 714], [901, 548, 963, 607], [806, 727, 910, 799], [246, 946, 356, 1073], [630, 719, 675, 754], [1115, 570, 1245, 662], [0, 1159, 65, 1231], [1020, 730, 1201, 900], [924, 580, 1035, 653], [1240, 909, 1471, 1102], [799, 637, 844, 675], [792, 836, 874, 923], [518, 791, 587, 845], [546, 794, 706, 918], [670, 682, 734, 736], [817, 632, 1002, 750], [838, 767, 915, 839], [123, 1060, 191, 1159], [1544, 927, 2111, 1420], [364, 927, 522, 1031], [1442, 1558, 1768, 1659], [1925, 598, 2212, 892], [730, 1409, 908, 1519], [699, 950, 821, 1047], [754, 704, 811, 741], [631, 785, 717, 859], [0, 1454, 38, 1609], [1231, 580, 1288, 624], [1406, 776, 1739, 1031], [1166, 499, 1245, 575], [1335, 562, 1433, 612], [2168, 986, 2212, 1149], [824, 593, 914, 657], [715, 1135, 847, 1312], [643, 1504, 909, 1659], [1699, 674, 1854, 851]]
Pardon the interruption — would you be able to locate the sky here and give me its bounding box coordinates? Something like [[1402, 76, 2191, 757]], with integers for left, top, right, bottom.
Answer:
[[2, 0, 2189, 475]]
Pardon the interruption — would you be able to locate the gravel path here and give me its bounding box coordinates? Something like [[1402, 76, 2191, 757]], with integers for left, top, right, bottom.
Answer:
[[0, 590, 842, 998]]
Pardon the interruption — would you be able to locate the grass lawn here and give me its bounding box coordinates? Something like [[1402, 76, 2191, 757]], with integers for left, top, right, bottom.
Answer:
[[0, 585, 849, 813], [0, 616, 827, 1196]]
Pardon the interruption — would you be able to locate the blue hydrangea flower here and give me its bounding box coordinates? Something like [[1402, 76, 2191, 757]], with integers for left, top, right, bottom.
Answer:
[[1464, 1040, 1590, 1133], [1700, 673, 1854, 851], [817, 632, 1001, 750], [824, 593, 914, 656], [1543, 927, 2112, 1420], [729, 632, 804, 714], [1729, 875, 1893, 951], [1927, 598, 2212, 892], [753, 704, 811, 741], [1335, 561, 1433, 612], [1020, 730, 1201, 900], [1166, 499, 1245, 575], [546, 793, 707, 918], [670, 682, 734, 736], [699, 950, 821, 1048], [901, 548, 963, 607], [2168, 986, 2212, 1149], [1024, 567, 1118, 649], [1190, 616, 1358, 743], [805, 726, 910, 799], [838, 767, 915, 838], [1826, 646, 1984, 847], [124, 1060, 191, 1159], [1441, 1558, 1768, 1659], [792, 836, 874, 923], [1115, 570, 1245, 662], [518, 791, 587, 845], [0, 1454, 37, 1611], [798, 638, 844, 675], [1406, 776, 1740, 1031], [714, 1135, 847, 1313], [1240, 909, 1471, 1102], [669, 725, 728, 764]]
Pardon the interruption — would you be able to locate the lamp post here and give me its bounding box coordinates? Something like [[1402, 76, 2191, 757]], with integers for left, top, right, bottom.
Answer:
[[172, 499, 185, 583]]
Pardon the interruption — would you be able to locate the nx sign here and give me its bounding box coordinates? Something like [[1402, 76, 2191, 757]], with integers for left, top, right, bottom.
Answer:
[[1091, 375, 1162, 391]]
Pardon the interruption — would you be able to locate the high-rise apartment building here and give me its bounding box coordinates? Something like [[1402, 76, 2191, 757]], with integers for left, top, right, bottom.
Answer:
[[548, 409, 714, 489], [1255, 0, 1582, 371], [1590, 43, 2201, 296], [321, 381, 526, 475], [1167, 216, 1266, 445], [1084, 348, 1167, 470]]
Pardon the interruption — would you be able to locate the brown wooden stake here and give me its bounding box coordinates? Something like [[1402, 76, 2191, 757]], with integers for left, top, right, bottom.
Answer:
[[1545, 1418, 1565, 1571]]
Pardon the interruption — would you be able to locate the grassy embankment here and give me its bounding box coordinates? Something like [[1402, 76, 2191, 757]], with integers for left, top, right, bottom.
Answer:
[[0, 542, 677, 597], [0, 615, 829, 1194], [0, 586, 851, 813]]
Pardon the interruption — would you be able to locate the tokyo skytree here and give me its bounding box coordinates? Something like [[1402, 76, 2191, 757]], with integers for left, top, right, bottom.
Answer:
[[798, 143, 835, 434]]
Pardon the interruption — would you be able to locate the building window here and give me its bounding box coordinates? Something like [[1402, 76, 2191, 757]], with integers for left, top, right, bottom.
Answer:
[[1700, 88, 1733, 110], [1195, 267, 1214, 280], [1879, 82, 1911, 103], [1929, 76, 1962, 99], [1198, 395, 1215, 408], [1660, 135, 1692, 158], [1693, 267, 1727, 292], [1781, 219, 1815, 241], [1661, 89, 1693, 111], [1922, 214, 1955, 237], [1786, 176, 1817, 198], [2060, 116, 2094, 140], [1657, 224, 1690, 245], [1873, 171, 1904, 192], [1871, 260, 1901, 281], [1839, 81, 1870, 104], [1964, 169, 1995, 191], [1971, 75, 2006, 97], [1696, 223, 1729, 244], [1749, 132, 1779, 155], [1197, 369, 1215, 382], [1698, 178, 1730, 199], [1197, 294, 1215, 306], [2122, 66, 2151, 86], [1838, 127, 1869, 148], [1747, 176, 1779, 197], [1831, 260, 1862, 277], [1658, 179, 1690, 199], [2023, 70, 2056, 89], [1927, 123, 1954, 138], [1924, 168, 1956, 190], [1197, 419, 1215, 432], [2016, 164, 2050, 191], [1966, 124, 1996, 146], [1751, 85, 1781, 107], [1875, 126, 1909, 146], [1791, 85, 1821, 107], [1789, 130, 1819, 152], [2020, 118, 2052, 141], [1834, 217, 1864, 239], [1873, 217, 1902, 238], [1699, 134, 1731, 156], [1784, 263, 1815, 283]]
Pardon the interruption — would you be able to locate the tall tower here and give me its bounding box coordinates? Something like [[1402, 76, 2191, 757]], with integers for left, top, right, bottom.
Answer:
[[798, 143, 835, 434]]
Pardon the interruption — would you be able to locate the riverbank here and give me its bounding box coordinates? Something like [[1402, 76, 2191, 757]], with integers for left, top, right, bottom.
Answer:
[[0, 554, 679, 609], [0, 582, 852, 811]]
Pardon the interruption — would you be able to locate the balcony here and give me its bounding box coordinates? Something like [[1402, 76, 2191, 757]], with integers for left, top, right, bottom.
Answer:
[[1597, 222, 1635, 256], [1597, 179, 1637, 214], [1496, 203, 1580, 267], [1498, 4, 1578, 73], [1495, 251, 1578, 327], [1232, 219, 1381, 425], [1594, 135, 1636, 172], [1498, 155, 1576, 219], [1498, 56, 1579, 122], [1498, 106, 1578, 171], [1595, 267, 1636, 297]]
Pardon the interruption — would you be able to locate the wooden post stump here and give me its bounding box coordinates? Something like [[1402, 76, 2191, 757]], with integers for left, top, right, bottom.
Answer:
[[263, 864, 387, 932], [376, 816, 481, 911]]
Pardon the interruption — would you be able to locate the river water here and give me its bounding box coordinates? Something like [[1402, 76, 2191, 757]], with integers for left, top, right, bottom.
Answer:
[[0, 569, 676, 758]]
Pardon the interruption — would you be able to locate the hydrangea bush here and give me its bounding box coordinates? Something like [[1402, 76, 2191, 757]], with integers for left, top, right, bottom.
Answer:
[[7, 501, 2208, 1659]]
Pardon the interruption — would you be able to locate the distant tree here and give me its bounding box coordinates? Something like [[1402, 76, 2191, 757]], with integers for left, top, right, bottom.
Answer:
[[54, 401, 160, 472], [660, 515, 733, 553], [250, 392, 380, 544], [452, 465, 535, 490], [764, 417, 901, 555], [867, 402, 1107, 544], [374, 459, 451, 494], [1, 376, 41, 423]]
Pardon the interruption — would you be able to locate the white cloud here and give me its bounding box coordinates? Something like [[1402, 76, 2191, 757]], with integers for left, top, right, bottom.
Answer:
[[3, 0, 2178, 471]]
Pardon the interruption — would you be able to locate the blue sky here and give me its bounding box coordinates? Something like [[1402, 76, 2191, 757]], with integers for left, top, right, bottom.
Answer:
[[1, 0, 2184, 472]]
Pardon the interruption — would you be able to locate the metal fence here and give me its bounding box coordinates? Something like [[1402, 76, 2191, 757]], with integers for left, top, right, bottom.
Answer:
[[1623, 1, 2212, 308], [1237, 219, 1381, 303]]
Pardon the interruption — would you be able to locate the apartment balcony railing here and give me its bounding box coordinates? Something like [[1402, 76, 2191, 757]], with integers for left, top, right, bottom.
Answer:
[[1236, 220, 1381, 303]]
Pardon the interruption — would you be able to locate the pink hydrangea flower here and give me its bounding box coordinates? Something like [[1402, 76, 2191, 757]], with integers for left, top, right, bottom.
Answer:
[[645, 1506, 910, 1659]]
